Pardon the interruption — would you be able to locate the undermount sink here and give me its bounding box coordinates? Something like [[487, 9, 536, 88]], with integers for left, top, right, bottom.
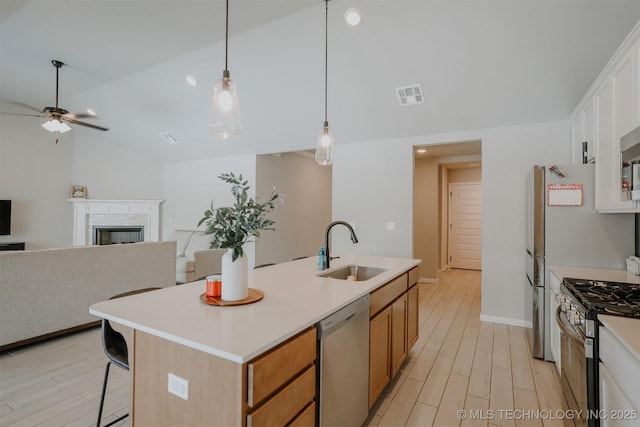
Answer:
[[317, 265, 388, 281]]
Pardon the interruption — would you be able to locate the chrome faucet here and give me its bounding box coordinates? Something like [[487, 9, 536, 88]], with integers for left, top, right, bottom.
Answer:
[[324, 221, 359, 269]]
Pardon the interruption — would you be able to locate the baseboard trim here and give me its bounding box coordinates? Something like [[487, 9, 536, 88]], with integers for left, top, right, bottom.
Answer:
[[419, 278, 439, 284], [479, 314, 532, 328], [0, 321, 101, 353]]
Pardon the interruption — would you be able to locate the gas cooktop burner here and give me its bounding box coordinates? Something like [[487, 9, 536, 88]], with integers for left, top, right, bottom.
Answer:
[[562, 278, 640, 318]]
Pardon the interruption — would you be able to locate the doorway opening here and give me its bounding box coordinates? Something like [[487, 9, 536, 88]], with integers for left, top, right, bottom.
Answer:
[[413, 141, 482, 282]]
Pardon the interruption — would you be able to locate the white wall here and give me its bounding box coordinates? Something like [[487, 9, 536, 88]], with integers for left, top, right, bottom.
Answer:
[[71, 133, 163, 200], [332, 120, 571, 326], [333, 139, 415, 257], [0, 113, 74, 249], [255, 153, 331, 265], [481, 121, 571, 325], [161, 154, 257, 264]]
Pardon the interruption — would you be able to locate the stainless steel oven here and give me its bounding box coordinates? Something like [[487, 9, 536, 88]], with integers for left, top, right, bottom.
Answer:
[[556, 305, 590, 426], [558, 278, 640, 427]]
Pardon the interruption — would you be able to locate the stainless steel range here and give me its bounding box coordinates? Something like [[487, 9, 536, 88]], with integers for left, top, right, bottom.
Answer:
[[557, 278, 640, 427]]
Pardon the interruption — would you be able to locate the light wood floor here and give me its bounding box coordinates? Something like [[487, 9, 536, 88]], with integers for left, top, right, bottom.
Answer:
[[0, 269, 568, 427], [366, 269, 569, 427]]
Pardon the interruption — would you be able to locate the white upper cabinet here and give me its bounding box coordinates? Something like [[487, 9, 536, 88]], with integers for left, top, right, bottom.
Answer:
[[571, 22, 640, 213]]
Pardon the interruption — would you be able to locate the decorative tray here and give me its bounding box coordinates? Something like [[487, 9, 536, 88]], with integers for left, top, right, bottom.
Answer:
[[199, 288, 264, 306]]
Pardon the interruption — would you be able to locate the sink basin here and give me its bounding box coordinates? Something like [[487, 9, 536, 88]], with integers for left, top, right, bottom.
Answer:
[[318, 265, 388, 281]]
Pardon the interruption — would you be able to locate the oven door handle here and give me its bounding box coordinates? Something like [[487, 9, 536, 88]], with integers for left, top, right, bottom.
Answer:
[[555, 306, 584, 344]]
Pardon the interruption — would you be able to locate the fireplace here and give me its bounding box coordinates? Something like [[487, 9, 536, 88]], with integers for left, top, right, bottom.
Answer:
[[93, 226, 144, 245], [69, 199, 163, 246]]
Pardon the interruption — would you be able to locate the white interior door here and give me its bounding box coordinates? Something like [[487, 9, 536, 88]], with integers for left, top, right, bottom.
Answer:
[[448, 182, 482, 270]]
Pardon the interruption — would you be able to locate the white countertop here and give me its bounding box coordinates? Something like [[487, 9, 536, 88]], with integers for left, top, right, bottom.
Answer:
[[549, 265, 640, 284], [599, 315, 640, 362], [90, 255, 420, 363]]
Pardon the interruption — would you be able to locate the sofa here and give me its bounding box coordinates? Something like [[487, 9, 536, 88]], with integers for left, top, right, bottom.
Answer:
[[171, 230, 225, 283], [0, 241, 176, 350]]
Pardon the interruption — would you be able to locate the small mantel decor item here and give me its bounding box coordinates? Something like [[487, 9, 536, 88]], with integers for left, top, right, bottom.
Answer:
[[198, 172, 282, 301], [70, 185, 87, 199]]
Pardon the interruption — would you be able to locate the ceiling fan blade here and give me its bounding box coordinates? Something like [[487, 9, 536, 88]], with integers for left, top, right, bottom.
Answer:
[[62, 112, 98, 120], [0, 112, 46, 118], [64, 117, 109, 132], [3, 101, 43, 113]]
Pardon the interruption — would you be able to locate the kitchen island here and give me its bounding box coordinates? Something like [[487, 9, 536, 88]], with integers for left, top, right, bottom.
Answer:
[[90, 254, 421, 426]]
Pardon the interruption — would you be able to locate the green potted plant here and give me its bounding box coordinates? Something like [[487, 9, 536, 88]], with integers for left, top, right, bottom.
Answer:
[[198, 172, 282, 300]]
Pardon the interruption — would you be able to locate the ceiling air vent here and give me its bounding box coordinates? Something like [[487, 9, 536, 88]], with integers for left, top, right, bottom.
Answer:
[[159, 132, 180, 144], [396, 84, 424, 106]]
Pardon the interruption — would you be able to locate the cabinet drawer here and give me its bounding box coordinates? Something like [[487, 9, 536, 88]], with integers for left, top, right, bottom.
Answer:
[[408, 266, 420, 286], [288, 402, 316, 427], [247, 365, 316, 427], [247, 327, 316, 407], [370, 273, 407, 316], [599, 327, 640, 409]]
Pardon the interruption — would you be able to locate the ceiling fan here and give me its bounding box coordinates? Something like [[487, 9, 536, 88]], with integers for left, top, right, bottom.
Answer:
[[2, 59, 109, 134]]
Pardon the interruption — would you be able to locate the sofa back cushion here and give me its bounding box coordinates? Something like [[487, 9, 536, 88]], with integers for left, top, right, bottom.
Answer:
[[184, 232, 214, 259], [168, 230, 194, 256]]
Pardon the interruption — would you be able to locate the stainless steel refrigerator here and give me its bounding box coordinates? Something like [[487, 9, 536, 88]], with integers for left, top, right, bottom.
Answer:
[[525, 164, 634, 360]]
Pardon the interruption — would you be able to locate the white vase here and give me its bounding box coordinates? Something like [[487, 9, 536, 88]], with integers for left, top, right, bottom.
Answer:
[[221, 248, 248, 301]]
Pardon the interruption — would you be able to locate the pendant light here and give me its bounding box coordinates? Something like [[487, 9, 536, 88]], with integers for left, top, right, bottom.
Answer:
[[315, 0, 334, 165], [209, 0, 242, 139]]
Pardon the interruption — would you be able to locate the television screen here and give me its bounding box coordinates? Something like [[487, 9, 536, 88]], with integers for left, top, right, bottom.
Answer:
[[0, 200, 11, 235]]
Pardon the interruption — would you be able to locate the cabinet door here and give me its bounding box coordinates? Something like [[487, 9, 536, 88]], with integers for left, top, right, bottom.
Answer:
[[635, 38, 640, 128], [582, 98, 596, 163], [599, 363, 638, 427], [613, 50, 634, 141], [572, 99, 597, 165], [548, 274, 561, 374], [595, 79, 615, 210], [369, 305, 391, 408], [407, 285, 419, 350], [391, 293, 408, 378]]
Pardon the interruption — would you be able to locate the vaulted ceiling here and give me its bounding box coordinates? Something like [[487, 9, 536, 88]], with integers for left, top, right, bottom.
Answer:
[[1, 1, 639, 163]]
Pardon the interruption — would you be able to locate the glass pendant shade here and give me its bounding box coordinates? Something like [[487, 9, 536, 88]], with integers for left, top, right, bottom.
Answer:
[[42, 119, 71, 133], [209, 70, 242, 139], [315, 122, 334, 165]]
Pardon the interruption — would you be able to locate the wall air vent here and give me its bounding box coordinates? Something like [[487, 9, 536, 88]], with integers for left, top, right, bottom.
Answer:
[[159, 132, 180, 144], [396, 84, 424, 106]]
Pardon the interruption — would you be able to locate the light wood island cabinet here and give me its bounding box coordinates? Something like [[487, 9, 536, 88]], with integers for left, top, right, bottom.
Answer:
[[133, 326, 317, 427], [369, 266, 420, 408], [89, 255, 421, 426]]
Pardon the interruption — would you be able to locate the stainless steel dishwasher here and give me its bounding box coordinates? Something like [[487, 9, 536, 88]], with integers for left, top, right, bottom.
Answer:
[[317, 294, 370, 427]]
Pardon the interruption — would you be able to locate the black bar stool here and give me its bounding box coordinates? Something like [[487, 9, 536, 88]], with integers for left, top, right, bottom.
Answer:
[[96, 287, 160, 427]]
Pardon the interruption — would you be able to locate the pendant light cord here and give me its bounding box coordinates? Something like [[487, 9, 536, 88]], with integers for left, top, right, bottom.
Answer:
[[324, 0, 329, 125], [225, 0, 229, 72]]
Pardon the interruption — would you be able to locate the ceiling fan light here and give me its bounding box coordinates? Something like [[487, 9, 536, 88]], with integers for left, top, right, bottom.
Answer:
[[209, 72, 242, 139], [42, 119, 71, 133]]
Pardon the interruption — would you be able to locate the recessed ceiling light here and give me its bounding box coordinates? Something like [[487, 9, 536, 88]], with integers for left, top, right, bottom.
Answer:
[[185, 75, 198, 87], [417, 148, 427, 154], [86, 108, 96, 116], [344, 8, 361, 26]]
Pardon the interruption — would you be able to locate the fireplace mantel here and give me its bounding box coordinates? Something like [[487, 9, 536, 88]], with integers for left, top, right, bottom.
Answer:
[[69, 199, 164, 246]]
